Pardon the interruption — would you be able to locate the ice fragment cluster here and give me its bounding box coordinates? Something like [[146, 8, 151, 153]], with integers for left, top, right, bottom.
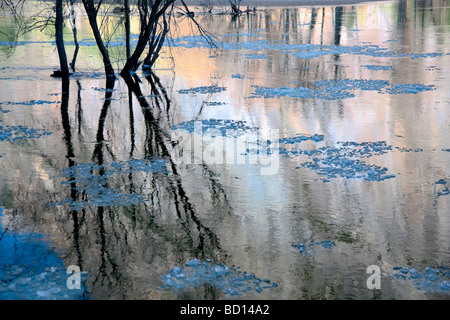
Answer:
[[53, 159, 170, 210], [159, 259, 278, 296], [292, 239, 336, 254], [392, 266, 450, 293]]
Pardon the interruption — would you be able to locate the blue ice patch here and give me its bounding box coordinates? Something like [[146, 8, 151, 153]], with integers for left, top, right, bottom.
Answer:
[[435, 178, 450, 197], [385, 83, 435, 94], [52, 159, 170, 211], [171, 119, 257, 137], [296, 141, 395, 181], [159, 259, 278, 296], [0, 206, 87, 300], [392, 266, 450, 293], [292, 239, 336, 254], [437, 188, 450, 197], [362, 65, 395, 71], [231, 73, 245, 79], [0, 124, 52, 145], [251, 79, 434, 100], [178, 85, 226, 95]]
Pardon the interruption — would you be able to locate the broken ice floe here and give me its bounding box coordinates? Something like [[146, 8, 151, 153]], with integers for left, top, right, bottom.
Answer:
[[0, 206, 87, 300], [435, 178, 449, 197], [0, 100, 58, 114], [296, 140, 396, 182], [171, 119, 257, 137], [2, 35, 445, 63], [164, 36, 445, 61], [251, 79, 435, 100], [384, 83, 436, 95], [248, 137, 396, 182], [292, 239, 336, 254], [231, 73, 245, 79], [178, 85, 227, 95], [0, 123, 52, 145], [392, 266, 450, 293], [52, 159, 170, 211], [204, 101, 226, 106], [252, 85, 355, 100], [0, 105, 9, 114], [159, 259, 278, 296], [362, 64, 395, 71]]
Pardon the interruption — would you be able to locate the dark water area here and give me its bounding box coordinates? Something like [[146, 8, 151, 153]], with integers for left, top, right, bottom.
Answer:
[[0, 0, 449, 300]]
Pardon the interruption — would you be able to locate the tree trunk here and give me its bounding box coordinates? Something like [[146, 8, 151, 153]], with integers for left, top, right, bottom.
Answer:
[[124, 0, 131, 59], [69, 0, 80, 72], [81, 0, 115, 78], [55, 0, 70, 78]]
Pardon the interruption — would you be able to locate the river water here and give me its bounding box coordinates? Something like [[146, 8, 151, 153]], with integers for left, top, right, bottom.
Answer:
[[0, 0, 449, 300]]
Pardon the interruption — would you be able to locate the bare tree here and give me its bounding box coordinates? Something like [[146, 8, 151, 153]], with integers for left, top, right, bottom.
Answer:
[[120, 0, 176, 77], [0, 0, 54, 57], [229, 0, 241, 14], [81, 0, 116, 78], [55, 0, 70, 78], [2, 0, 216, 79], [68, 0, 80, 72]]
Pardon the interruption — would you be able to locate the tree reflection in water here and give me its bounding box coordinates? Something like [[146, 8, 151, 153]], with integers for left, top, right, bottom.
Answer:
[[55, 71, 234, 299]]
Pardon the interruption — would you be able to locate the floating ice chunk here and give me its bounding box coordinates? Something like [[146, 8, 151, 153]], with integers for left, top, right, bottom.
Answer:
[[292, 239, 336, 254], [362, 65, 394, 71], [171, 119, 257, 137], [159, 259, 277, 296], [395, 147, 423, 152], [178, 85, 226, 95], [410, 53, 445, 59], [292, 243, 307, 253], [300, 153, 395, 182], [252, 78, 434, 101], [0, 124, 52, 145], [385, 83, 435, 94], [0, 212, 87, 299], [392, 266, 450, 292], [320, 240, 336, 249], [440, 281, 450, 291], [278, 134, 324, 144], [0, 100, 58, 106], [314, 79, 390, 92], [53, 158, 170, 210], [231, 73, 244, 79], [204, 101, 226, 106]]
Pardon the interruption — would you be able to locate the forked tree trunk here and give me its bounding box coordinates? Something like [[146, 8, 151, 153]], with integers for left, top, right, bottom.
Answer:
[[142, 12, 169, 70], [120, 0, 174, 77]]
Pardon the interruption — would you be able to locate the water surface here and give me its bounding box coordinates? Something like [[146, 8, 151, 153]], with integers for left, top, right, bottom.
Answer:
[[0, 0, 449, 300]]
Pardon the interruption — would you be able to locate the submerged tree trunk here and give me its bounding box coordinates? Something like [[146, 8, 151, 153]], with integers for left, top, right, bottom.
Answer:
[[81, 0, 115, 78], [55, 0, 70, 78]]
